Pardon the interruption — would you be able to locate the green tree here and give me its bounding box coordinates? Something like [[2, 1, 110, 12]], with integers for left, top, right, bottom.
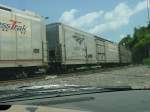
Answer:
[[119, 25, 150, 63], [119, 35, 132, 49]]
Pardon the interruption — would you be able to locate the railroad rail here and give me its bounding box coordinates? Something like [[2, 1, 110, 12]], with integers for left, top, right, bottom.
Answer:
[[0, 65, 134, 85], [0, 75, 46, 85]]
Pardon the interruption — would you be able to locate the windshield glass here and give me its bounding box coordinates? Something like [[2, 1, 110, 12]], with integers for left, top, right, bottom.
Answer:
[[0, 0, 150, 111]]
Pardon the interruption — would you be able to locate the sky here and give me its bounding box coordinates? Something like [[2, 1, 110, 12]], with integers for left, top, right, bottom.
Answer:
[[0, 0, 148, 42]]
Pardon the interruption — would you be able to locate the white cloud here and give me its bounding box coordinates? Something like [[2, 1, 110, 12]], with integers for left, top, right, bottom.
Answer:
[[59, 9, 77, 24], [71, 11, 104, 29], [133, 0, 147, 14], [104, 3, 132, 21], [59, 1, 147, 35], [59, 10, 104, 29]]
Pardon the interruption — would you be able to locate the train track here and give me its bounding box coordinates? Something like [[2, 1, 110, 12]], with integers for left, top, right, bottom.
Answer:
[[0, 75, 46, 85], [0, 67, 101, 85], [0, 65, 134, 85], [0, 67, 106, 84]]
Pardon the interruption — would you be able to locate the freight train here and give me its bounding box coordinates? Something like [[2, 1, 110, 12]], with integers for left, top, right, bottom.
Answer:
[[46, 23, 132, 71], [0, 4, 132, 76]]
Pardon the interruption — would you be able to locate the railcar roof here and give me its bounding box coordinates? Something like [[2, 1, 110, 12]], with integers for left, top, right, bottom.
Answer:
[[0, 4, 42, 18], [47, 22, 117, 44]]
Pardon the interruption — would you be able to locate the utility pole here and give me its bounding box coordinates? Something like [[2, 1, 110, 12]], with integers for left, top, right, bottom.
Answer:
[[147, 0, 150, 27], [146, 0, 150, 57]]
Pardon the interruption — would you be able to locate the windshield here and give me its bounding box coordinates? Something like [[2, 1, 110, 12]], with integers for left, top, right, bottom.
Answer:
[[0, 0, 150, 111]]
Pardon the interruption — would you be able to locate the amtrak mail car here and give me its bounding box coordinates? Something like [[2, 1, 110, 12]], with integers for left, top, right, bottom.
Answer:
[[0, 4, 48, 68]]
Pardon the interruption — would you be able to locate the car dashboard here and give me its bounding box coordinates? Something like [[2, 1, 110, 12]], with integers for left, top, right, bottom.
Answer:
[[1, 90, 150, 112]]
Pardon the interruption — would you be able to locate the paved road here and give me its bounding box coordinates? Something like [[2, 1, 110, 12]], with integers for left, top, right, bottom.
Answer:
[[0, 65, 150, 90]]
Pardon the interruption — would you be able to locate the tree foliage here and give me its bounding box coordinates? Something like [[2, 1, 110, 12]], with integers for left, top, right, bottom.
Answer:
[[119, 35, 132, 49], [119, 25, 150, 63]]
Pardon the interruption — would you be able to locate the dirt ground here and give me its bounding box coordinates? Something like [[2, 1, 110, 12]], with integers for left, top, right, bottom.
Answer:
[[0, 65, 150, 90]]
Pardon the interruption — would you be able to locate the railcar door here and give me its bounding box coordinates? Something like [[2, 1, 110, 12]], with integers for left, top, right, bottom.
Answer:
[[95, 39, 106, 63]]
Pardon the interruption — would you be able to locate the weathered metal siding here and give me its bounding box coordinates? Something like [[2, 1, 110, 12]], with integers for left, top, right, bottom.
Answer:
[[95, 38, 105, 63], [60, 24, 87, 65], [105, 41, 119, 63], [0, 4, 47, 67], [85, 35, 97, 64], [0, 9, 16, 62], [46, 23, 97, 65], [60, 24, 97, 65], [15, 13, 32, 60], [47, 23, 121, 66]]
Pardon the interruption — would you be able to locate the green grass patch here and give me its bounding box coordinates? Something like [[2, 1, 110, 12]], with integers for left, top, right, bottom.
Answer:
[[143, 57, 150, 65]]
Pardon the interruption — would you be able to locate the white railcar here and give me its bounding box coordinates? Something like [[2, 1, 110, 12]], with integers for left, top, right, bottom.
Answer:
[[46, 23, 120, 68], [0, 4, 48, 68], [105, 41, 120, 63], [47, 23, 97, 66]]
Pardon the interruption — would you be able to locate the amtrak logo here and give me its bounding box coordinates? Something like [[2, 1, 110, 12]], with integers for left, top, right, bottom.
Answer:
[[0, 20, 27, 34], [73, 35, 84, 45]]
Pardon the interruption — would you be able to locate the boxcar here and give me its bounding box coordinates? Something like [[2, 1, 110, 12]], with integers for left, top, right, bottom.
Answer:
[[46, 23, 97, 67], [46, 23, 120, 69], [105, 41, 120, 63], [95, 36, 120, 65], [0, 4, 48, 68]]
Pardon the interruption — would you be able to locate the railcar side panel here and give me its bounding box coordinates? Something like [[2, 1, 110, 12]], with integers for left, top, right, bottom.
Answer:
[[59, 24, 97, 65], [95, 39, 106, 63], [85, 35, 97, 64], [16, 14, 32, 60], [61, 25, 87, 65], [0, 9, 17, 61], [105, 41, 119, 63]]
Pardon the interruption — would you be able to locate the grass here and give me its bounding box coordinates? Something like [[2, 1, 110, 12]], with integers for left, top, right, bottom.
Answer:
[[143, 57, 150, 65]]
